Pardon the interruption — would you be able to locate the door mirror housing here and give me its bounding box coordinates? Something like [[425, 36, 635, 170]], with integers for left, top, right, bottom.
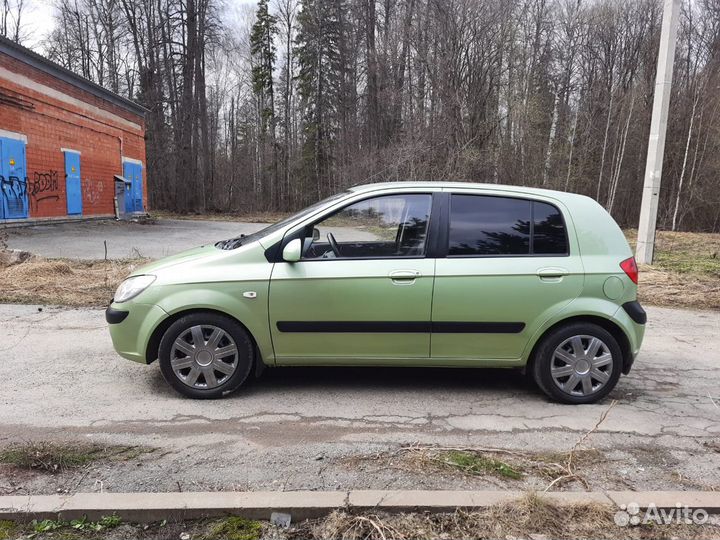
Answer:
[[282, 238, 303, 263], [312, 227, 321, 241]]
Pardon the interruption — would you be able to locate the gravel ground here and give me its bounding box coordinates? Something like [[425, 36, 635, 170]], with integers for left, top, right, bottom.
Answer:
[[0, 303, 718, 495]]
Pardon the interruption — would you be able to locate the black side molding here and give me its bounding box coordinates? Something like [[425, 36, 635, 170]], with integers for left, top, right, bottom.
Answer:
[[433, 321, 525, 334], [106, 306, 129, 324], [622, 301, 647, 325], [277, 321, 429, 333], [276, 321, 525, 334]]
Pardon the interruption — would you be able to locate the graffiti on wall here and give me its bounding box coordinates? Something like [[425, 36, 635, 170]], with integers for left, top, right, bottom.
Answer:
[[28, 171, 61, 210], [0, 175, 28, 216], [84, 178, 104, 205], [2, 171, 111, 214]]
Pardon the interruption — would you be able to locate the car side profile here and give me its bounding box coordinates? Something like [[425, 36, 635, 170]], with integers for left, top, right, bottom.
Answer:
[[106, 182, 646, 404]]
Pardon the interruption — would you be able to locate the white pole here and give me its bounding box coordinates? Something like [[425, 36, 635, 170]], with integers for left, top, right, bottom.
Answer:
[[636, 0, 681, 264]]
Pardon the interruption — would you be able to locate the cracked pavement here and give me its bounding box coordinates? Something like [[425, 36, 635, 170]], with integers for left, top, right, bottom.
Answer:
[[0, 303, 718, 494]]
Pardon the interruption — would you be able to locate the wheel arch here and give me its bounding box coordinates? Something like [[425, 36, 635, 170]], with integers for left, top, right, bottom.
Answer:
[[145, 308, 265, 375], [525, 315, 632, 375]]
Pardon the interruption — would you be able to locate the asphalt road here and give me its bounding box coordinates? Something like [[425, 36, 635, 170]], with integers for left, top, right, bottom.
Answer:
[[4, 219, 267, 260], [1, 303, 718, 495], [3, 218, 378, 260]]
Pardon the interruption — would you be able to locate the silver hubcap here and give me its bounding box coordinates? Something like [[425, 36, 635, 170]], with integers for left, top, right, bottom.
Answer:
[[550, 335, 613, 397], [170, 325, 238, 389]]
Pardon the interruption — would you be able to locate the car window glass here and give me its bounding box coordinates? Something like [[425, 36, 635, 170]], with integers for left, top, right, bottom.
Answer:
[[533, 201, 568, 254], [449, 195, 531, 256], [303, 194, 432, 259]]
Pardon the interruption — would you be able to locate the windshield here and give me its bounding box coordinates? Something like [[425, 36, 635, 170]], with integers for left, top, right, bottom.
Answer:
[[216, 191, 350, 250]]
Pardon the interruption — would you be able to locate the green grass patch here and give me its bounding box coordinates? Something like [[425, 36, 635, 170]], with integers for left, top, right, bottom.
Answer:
[[624, 229, 720, 277], [437, 450, 523, 480], [653, 250, 720, 277], [0, 442, 152, 473], [0, 520, 18, 540], [204, 516, 263, 540]]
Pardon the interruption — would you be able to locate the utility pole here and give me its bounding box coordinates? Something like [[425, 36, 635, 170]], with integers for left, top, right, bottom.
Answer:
[[636, 0, 681, 264]]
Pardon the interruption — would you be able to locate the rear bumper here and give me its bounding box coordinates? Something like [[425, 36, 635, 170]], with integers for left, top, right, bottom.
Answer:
[[622, 300, 647, 325], [613, 301, 645, 375]]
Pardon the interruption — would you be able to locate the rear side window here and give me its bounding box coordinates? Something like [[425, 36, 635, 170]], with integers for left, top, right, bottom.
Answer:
[[448, 195, 568, 256]]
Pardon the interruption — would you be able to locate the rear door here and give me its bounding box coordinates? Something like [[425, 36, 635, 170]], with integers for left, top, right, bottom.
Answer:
[[63, 149, 82, 215], [431, 191, 583, 361], [268, 191, 436, 363]]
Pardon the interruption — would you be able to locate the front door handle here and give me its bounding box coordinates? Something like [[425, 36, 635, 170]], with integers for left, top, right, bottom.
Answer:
[[389, 270, 421, 284]]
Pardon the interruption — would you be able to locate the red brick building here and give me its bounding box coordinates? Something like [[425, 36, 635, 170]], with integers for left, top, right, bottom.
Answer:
[[0, 35, 147, 223]]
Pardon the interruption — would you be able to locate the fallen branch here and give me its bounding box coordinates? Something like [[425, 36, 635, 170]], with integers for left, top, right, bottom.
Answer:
[[544, 400, 617, 492]]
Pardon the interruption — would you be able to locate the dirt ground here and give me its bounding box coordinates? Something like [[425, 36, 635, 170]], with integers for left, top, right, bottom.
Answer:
[[625, 230, 720, 310]]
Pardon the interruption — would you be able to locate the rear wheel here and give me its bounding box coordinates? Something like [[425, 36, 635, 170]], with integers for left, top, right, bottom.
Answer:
[[158, 312, 254, 399], [531, 322, 622, 404]]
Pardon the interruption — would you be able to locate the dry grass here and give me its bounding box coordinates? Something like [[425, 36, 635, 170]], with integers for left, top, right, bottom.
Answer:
[[292, 493, 720, 539], [0, 442, 152, 473], [0, 255, 147, 307], [625, 229, 720, 310], [346, 445, 603, 490]]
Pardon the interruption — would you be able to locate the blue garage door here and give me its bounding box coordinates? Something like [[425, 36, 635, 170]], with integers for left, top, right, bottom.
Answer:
[[122, 160, 144, 213], [64, 150, 82, 215], [0, 136, 28, 220]]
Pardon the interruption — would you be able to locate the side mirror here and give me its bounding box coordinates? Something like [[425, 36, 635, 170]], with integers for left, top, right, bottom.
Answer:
[[312, 227, 320, 241], [282, 238, 302, 263]]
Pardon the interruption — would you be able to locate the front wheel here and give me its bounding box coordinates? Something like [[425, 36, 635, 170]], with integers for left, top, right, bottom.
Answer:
[[158, 313, 254, 399], [531, 322, 623, 404]]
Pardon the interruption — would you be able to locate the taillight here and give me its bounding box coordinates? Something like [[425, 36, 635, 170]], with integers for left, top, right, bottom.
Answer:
[[620, 257, 639, 284]]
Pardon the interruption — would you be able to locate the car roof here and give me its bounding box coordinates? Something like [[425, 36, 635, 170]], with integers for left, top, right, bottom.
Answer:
[[348, 181, 586, 201]]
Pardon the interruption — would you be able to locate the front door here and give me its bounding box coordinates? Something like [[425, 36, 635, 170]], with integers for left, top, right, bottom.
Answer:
[[431, 192, 584, 360], [63, 150, 82, 215], [0, 136, 28, 219], [269, 192, 436, 363]]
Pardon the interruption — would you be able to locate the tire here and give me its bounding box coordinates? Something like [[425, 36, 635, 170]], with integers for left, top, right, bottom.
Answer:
[[158, 312, 254, 399], [531, 322, 623, 404]]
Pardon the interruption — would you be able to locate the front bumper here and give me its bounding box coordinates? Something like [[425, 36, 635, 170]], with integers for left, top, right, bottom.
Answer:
[[105, 306, 129, 324], [107, 301, 169, 364]]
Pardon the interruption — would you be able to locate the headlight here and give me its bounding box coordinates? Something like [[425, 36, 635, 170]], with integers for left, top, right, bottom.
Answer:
[[113, 275, 156, 303]]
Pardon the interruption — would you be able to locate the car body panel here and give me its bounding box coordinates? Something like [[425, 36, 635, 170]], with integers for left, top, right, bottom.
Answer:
[[108, 302, 168, 363], [269, 258, 436, 362]]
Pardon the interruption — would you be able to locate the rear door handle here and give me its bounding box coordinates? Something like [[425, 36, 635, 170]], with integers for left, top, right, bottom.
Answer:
[[389, 270, 421, 284], [537, 267, 568, 281]]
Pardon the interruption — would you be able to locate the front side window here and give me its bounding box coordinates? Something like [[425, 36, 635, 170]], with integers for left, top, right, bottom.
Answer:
[[302, 193, 432, 259], [448, 195, 568, 256]]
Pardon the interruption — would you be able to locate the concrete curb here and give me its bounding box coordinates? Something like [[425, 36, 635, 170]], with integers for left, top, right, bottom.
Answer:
[[1, 490, 719, 523]]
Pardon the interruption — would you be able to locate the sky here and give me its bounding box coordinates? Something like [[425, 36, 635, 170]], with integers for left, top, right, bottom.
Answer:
[[23, 0, 55, 50], [23, 0, 259, 52]]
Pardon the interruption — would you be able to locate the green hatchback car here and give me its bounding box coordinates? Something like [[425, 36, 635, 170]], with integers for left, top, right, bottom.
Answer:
[[107, 182, 645, 404]]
